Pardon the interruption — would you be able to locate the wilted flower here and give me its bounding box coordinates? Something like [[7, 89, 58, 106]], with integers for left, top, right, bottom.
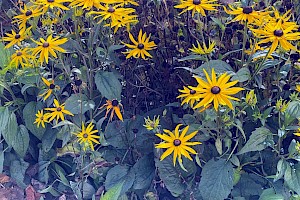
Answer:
[[275, 98, 289, 113], [245, 90, 257, 107], [144, 116, 160, 131], [100, 99, 124, 121]]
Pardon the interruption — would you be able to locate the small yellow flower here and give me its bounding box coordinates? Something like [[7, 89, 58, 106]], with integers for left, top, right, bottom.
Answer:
[[296, 84, 300, 93], [45, 99, 74, 122], [9, 48, 33, 68], [144, 116, 160, 131], [70, 0, 102, 10], [32, 35, 68, 65], [155, 124, 201, 166], [2, 27, 31, 49], [296, 141, 300, 154], [39, 77, 60, 101], [13, 4, 42, 30], [275, 98, 289, 113], [34, 0, 69, 13], [75, 122, 100, 151], [34, 110, 50, 128], [245, 90, 257, 107], [294, 128, 300, 137], [189, 40, 215, 55], [100, 99, 123, 121], [177, 86, 201, 107], [122, 29, 157, 60], [174, 0, 219, 17]]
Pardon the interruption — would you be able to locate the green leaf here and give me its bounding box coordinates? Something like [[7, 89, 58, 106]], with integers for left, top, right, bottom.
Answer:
[[38, 161, 51, 184], [0, 150, 4, 173], [286, 101, 300, 119], [199, 158, 234, 200], [10, 159, 29, 189], [211, 17, 225, 31], [42, 126, 58, 152], [0, 42, 12, 68], [177, 55, 206, 62], [0, 107, 9, 135], [101, 181, 124, 200], [274, 159, 288, 182], [23, 101, 46, 140], [284, 163, 300, 194], [12, 125, 29, 158], [2, 112, 18, 147], [132, 154, 155, 190], [104, 165, 135, 195], [194, 60, 234, 75], [155, 157, 196, 197], [95, 71, 122, 100], [237, 127, 272, 155], [232, 67, 250, 82], [65, 94, 95, 115], [105, 120, 132, 149], [259, 188, 284, 200]]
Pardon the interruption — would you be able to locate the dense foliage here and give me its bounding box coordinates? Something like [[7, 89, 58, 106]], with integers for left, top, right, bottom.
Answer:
[[0, 0, 300, 199]]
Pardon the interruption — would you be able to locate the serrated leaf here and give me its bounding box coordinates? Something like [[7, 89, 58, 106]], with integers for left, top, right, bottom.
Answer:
[[12, 125, 29, 158], [95, 71, 122, 100], [64, 94, 95, 115], [237, 127, 272, 155], [259, 188, 284, 200], [101, 181, 124, 200], [284, 163, 300, 194], [199, 158, 234, 200]]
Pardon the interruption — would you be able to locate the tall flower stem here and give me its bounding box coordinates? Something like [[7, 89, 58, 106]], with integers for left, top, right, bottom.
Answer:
[[241, 22, 248, 68]]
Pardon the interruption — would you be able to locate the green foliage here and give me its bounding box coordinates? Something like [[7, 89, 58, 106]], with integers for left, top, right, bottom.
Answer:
[[95, 71, 122, 100], [101, 181, 124, 200]]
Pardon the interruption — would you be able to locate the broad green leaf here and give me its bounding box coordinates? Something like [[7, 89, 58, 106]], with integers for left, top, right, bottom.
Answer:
[[10, 159, 29, 189], [42, 126, 58, 152], [0, 107, 9, 136], [284, 163, 300, 194], [259, 188, 284, 200], [104, 165, 135, 195], [2, 112, 18, 147], [39, 185, 60, 197], [199, 158, 234, 200], [237, 127, 272, 155], [232, 67, 250, 82], [95, 71, 122, 100], [132, 154, 155, 190], [38, 161, 51, 184], [23, 101, 46, 140], [177, 55, 206, 62], [274, 159, 288, 182], [0, 150, 4, 173], [194, 60, 234, 75], [101, 181, 124, 200], [105, 120, 133, 149], [0, 42, 12, 68], [211, 17, 225, 31], [155, 157, 196, 197], [65, 94, 95, 115], [12, 125, 29, 158], [286, 101, 300, 119]]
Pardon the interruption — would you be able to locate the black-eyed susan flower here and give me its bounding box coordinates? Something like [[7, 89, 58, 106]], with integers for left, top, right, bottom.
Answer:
[[144, 115, 160, 131], [105, 0, 139, 6], [224, 5, 267, 24], [122, 29, 157, 60], [155, 124, 201, 166], [70, 0, 101, 10], [13, 5, 42, 30], [174, 0, 219, 17], [270, 9, 298, 30], [39, 77, 60, 101], [189, 40, 215, 55], [106, 15, 138, 33], [32, 35, 68, 65], [34, 110, 50, 128], [75, 122, 100, 151], [296, 84, 300, 92], [34, 0, 69, 12], [294, 128, 300, 137], [177, 86, 201, 107], [252, 22, 300, 57], [45, 99, 74, 122], [9, 48, 33, 68], [191, 68, 244, 111], [100, 99, 123, 121], [2, 28, 31, 49]]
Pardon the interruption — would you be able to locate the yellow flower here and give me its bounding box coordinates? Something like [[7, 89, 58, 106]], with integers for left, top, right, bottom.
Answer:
[[177, 86, 201, 107], [32, 35, 68, 65], [144, 116, 160, 131], [9, 48, 33, 68], [100, 99, 123, 121], [224, 5, 267, 24], [296, 141, 300, 154], [106, 14, 138, 33], [252, 22, 300, 57], [155, 124, 201, 166], [294, 128, 300, 137], [2, 28, 31, 49], [270, 9, 298, 30], [39, 77, 60, 101], [174, 0, 219, 17], [13, 4, 42, 30], [275, 98, 289, 113], [190, 68, 244, 111], [34, 0, 69, 12], [245, 90, 257, 107], [70, 0, 101, 10], [104, 0, 139, 6], [122, 29, 157, 60], [75, 122, 100, 151], [296, 84, 300, 92], [189, 40, 215, 55], [34, 110, 50, 128], [45, 99, 74, 122]]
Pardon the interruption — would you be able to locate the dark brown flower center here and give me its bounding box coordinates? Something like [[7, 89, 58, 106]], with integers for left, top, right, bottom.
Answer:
[[107, 6, 115, 13], [274, 29, 283, 37], [83, 133, 88, 138], [193, 0, 201, 5], [16, 52, 22, 56], [112, 99, 119, 107], [190, 89, 196, 94], [25, 10, 32, 16], [57, 107, 62, 111], [242, 6, 253, 14], [137, 43, 144, 49], [211, 86, 221, 94], [15, 34, 21, 39], [49, 84, 55, 89], [173, 139, 181, 146], [43, 42, 50, 48], [47, 0, 54, 2]]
